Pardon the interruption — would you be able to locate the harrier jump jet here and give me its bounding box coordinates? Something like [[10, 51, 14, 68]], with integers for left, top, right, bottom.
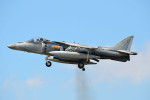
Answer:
[[8, 36, 137, 71]]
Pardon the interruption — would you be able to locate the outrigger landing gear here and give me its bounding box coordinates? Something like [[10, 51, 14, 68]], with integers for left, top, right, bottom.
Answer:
[[78, 61, 85, 71], [46, 61, 52, 67]]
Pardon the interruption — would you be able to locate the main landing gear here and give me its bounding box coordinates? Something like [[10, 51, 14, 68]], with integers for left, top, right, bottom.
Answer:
[[45, 56, 86, 71], [78, 61, 85, 71], [46, 61, 52, 67]]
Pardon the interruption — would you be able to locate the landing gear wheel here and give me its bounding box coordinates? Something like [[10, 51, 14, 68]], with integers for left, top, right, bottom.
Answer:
[[78, 62, 84, 69], [46, 61, 52, 67], [82, 68, 85, 71]]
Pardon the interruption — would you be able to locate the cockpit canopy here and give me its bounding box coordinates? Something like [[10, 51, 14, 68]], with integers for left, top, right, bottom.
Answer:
[[26, 38, 49, 43]]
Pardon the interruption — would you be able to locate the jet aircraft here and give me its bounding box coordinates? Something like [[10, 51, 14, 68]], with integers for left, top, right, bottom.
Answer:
[[8, 36, 137, 71]]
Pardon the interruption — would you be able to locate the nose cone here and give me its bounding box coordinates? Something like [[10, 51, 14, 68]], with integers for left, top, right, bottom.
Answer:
[[7, 43, 24, 50], [8, 44, 17, 49], [8, 42, 42, 53]]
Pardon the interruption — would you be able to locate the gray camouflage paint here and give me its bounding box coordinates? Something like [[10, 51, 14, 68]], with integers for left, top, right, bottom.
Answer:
[[8, 36, 137, 65]]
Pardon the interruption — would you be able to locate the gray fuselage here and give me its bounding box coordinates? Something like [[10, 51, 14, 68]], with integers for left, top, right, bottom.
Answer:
[[8, 38, 129, 62]]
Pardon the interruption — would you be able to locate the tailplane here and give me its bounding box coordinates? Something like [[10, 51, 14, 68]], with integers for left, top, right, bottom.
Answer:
[[111, 36, 134, 51]]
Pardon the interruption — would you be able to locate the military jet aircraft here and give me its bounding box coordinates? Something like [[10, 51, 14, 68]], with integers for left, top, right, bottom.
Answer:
[[8, 36, 137, 71]]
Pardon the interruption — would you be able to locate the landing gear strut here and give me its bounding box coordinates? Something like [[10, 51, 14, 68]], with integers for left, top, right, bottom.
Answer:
[[46, 61, 52, 67], [78, 61, 85, 71], [45, 56, 52, 67]]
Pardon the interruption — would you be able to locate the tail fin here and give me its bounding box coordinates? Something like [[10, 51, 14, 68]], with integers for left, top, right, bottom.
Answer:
[[111, 36, 134, 51]]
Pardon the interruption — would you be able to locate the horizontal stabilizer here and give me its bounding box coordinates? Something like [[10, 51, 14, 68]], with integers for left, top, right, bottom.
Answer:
[[116, 50, 137, 55]]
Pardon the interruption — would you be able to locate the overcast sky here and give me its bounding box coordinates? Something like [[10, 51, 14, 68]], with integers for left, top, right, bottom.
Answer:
[[1, 0, 150, 100]]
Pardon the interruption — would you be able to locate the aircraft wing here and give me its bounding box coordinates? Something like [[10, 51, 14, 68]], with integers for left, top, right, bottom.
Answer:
[[52, 41, 98, 50], [116, 50, 137, 55]]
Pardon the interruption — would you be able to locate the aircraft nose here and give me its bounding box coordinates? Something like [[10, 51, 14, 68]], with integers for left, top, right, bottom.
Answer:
[[7, 43, 23, 50], [8, 42, 32, 52], [8, 44, 16, 49]]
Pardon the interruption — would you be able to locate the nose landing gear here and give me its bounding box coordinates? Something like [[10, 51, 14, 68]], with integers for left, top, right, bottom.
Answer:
[[46, 61, 52, 67], [45, 56, 52, 67]]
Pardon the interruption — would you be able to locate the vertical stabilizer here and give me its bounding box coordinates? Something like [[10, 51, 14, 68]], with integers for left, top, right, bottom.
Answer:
[[111, 36, 134, 51]]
